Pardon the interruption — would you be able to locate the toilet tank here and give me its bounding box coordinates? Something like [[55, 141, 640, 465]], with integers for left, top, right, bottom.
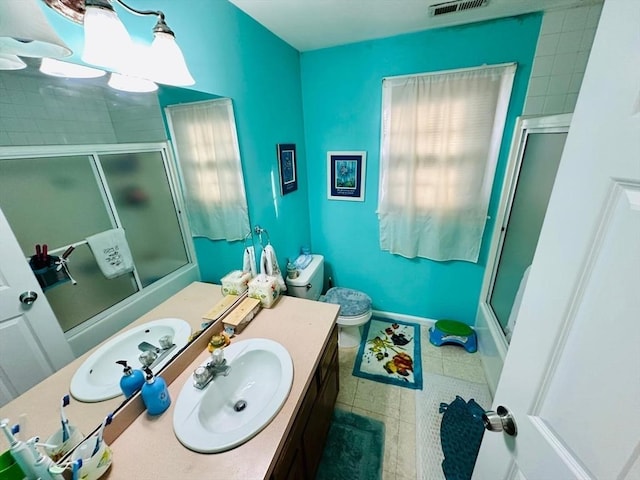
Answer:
[[286, 254, 324, 301]]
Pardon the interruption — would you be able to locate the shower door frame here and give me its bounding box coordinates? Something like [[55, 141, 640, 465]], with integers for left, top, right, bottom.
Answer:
[[476, 113, 571, 396], [0, 142, 199, 356]]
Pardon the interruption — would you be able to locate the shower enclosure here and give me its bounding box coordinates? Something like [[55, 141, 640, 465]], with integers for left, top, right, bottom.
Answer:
[[475, 114, 571, 394], [0, 142, 199, 355]]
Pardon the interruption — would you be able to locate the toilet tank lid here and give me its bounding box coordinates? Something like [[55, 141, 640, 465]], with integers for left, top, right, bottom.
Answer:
[[287, 254, 323, 287]]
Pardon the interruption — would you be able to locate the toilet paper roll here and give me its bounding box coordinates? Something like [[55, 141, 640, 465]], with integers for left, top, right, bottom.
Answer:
[[221, 270, 252, 296], [248, 274, 280, 308]]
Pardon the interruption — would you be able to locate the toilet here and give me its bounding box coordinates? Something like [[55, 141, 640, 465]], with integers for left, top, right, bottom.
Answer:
[[286, 254, 372, 348]]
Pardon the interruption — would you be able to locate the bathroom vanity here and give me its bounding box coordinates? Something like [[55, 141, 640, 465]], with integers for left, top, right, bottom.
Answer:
[[100, 282, 340, 479]]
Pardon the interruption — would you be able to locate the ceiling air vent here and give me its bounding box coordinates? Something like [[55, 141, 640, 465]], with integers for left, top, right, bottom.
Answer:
[[428, 0, 489, 17]]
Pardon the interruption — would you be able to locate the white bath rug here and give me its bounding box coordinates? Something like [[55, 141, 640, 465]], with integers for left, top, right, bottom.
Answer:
[[415, 373, 492, 479]]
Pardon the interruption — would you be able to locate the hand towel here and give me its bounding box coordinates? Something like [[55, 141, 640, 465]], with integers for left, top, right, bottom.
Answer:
[[86, 228, 134, 279], [260, 244, 286, 292], [242, 245, 257, 277]]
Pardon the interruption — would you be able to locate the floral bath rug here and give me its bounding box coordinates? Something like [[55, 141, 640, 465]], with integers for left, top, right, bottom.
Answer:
[[352, 317, 422, 390]]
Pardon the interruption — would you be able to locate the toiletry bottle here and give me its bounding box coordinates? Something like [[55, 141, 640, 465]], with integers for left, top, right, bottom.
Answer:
[[26, 437, 63, 480], [0, 419, 38, 479], [116, 360, 145, 398], [141, 367, 171, 416]]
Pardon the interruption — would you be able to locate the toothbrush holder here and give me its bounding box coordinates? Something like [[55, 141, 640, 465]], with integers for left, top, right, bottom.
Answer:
[[70, 436, 112, 480], [44, 424, 84, 462]]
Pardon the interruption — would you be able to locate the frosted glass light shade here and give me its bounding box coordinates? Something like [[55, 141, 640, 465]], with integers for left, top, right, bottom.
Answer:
[[148, 31, 195, 86], [40, 58, 106, 78], [0, 0, 72, 58], [82, 5, 132, 70], [0, 53, 26, 70], [108, 73, 158, 93]]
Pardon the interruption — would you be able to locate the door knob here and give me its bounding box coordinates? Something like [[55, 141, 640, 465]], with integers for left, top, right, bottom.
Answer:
[[482, 405, 517, 436], [19, 291, 38, 305]]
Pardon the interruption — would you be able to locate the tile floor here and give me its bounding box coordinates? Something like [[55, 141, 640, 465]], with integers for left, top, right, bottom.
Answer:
[[334, 323, 488, 480]]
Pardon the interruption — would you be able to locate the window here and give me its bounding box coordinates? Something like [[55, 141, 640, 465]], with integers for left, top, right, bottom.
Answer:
[[378, 64, 516, 262], [166, 99, 250, 241]]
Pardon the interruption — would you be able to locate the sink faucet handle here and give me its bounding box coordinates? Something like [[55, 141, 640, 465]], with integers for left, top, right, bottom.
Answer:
[[193, 366, 210, 386], [159, 334, 174, 350], [211, 348, 225, 366], [139, 350, 158, 367]]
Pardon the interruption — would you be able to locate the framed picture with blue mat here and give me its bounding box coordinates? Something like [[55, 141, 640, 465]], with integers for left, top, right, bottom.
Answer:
[[352, 317, 423, 390]]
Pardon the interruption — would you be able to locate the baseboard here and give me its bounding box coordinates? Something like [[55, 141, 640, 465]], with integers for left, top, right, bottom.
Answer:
[[372, 309, 436, 328]]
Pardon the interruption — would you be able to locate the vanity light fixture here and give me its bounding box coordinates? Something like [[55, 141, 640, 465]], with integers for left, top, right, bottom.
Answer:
[[43, 0, 195, 87], [40, 57, 106, 78], [0, 0, 72, 60], [107, 72, 158, 93]]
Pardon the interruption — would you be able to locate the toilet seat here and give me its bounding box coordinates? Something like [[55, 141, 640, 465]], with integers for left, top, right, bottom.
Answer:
[[322, 287, 372, 348]]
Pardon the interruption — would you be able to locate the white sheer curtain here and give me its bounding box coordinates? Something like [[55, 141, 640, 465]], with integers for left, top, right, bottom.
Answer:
[[378, 64, 516, 262], [166, 98, 250, 241]]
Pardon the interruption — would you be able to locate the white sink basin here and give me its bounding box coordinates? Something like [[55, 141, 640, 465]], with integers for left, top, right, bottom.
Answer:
[[70, 318, 191, 402], [173, 338, 293, 453]]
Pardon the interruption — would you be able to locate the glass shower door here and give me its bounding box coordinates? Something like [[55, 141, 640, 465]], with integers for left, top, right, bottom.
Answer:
[[100, 151, 189, 287], [488, 131, 568, 339], [0, 154, 139, 332]]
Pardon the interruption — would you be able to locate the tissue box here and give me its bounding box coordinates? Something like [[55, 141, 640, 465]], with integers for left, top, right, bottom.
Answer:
[[221, 270, 252, 296], [223, 297, 261, 335], [248, 274, 280, 308]]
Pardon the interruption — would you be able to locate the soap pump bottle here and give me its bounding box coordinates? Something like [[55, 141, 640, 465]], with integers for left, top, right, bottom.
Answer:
[[116, 360, 145, 398], [141, 366, 171, 416]]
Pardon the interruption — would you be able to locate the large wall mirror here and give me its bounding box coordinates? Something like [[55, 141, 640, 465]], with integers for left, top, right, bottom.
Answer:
[[0, 63, 247, 455]]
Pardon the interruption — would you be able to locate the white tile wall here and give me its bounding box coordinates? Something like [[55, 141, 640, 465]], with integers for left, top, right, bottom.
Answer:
[[523, 2, 603, 116], [0, 69, 166, 147]]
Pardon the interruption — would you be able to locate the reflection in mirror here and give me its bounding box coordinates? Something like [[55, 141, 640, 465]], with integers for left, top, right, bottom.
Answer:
[[0, 63, 232, 457]]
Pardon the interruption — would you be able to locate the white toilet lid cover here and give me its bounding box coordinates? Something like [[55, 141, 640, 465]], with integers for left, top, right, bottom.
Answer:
[[323, 287, 372, 317]]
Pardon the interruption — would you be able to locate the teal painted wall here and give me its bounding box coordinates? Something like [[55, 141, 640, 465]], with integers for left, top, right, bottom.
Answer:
[[300, 14, 542, 324], [41, 1, 311, 283], [40, 3, 542, 324]]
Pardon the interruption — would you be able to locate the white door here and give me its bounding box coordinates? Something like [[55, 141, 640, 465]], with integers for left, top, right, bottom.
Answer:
[[473, 1, 640, 478], [0, 208, 74, 406]]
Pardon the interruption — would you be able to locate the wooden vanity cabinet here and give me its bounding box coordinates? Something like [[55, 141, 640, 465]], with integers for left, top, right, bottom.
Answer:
[[271, 325, 339, 480]]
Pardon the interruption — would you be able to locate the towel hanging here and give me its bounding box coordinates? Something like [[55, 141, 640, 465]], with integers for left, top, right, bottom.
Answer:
[[243, 245, 257, 277], [86, 228, 134, 279], [260, 244, 286, 292]]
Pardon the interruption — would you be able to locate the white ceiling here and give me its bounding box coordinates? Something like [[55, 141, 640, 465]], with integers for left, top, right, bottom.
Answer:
[[228, 0, 600, 51]]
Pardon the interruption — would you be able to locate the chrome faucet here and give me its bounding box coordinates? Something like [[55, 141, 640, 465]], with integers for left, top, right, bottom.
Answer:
[[193, 349, 230, 389]]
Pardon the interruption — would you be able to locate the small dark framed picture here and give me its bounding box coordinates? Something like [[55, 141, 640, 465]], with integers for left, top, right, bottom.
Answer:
[[327, 151, 366, 201], [277, 143, 297, 196]]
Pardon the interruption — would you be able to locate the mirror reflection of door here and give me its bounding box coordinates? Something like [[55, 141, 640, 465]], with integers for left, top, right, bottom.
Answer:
[[488, 124, 568, 341]]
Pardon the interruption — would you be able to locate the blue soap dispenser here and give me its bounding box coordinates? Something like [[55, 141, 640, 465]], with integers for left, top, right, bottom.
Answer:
[[141, 366, 171, 416], [116, 360, 145, 398]]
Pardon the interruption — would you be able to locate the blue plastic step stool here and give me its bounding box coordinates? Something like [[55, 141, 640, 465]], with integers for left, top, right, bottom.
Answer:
[[429, 319, 477, 353]]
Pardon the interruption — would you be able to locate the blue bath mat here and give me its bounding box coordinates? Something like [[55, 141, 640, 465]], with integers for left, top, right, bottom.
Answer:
[[316, 409, 385, 480], [439, 395, 486, 480], [352, 317, 422, 390]]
